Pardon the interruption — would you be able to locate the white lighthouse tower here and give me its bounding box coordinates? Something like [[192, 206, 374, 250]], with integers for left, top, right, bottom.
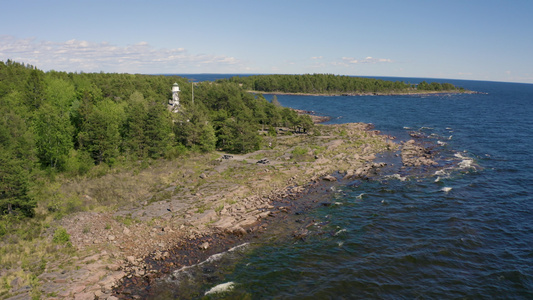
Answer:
[[168, 82, 180, 112]]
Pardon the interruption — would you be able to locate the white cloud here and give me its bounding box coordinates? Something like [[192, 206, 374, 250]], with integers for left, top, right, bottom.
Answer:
[[341, 56, 393, 64], [0, 35, 244, 73], [311, 56, 323, 60]]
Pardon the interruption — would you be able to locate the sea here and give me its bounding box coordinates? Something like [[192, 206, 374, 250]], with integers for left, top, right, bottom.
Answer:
[[152, 75, 533, 299]]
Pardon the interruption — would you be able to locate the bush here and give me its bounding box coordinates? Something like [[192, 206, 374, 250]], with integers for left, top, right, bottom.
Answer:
[[52, 227, 70, 244], [64, 150, 94, 176]]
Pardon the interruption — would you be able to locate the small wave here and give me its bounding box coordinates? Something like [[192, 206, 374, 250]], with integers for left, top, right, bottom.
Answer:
[[205, 281, 235, 295], [458, 159, 474, 169], [334, 202, 343, 206], [448, 135, 453, 140], [434, 169, 447, 176], [454, 153, 475, 169], [356, 193, 365, 199], [385, 174, 407, 181], [171, 243, 250, 278], [434, 176, 441, 182], [441, 187, 452, 193], [205, 242, 250, 264], [437, 140, 447, 146], [334, 228, 347, 236], [403, 126, 411, 130]]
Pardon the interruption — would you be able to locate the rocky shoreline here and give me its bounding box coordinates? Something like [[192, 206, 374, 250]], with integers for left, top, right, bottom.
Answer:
[[7, 121, 448, 300]]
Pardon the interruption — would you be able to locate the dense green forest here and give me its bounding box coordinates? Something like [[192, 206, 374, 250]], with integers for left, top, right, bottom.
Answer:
[[0, 60, 312, 218], [221, 74, 463, 94]]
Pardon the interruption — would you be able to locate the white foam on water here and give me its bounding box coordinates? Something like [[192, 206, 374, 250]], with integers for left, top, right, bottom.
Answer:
[[434, 176, 441, 182], [448, 135, 453, 140], [441, 187, 452, 193], [458, 159, 474, 169], [205, 281, 235, 295], [454, 152, 474, 169], [403, 126, 411, 129], [356, 193, 365, 199], [334, 228, 347, 236], [334, 202, 343, 206], [454, 153, 466, 159], [437, 140, 447, 146], [170, 242, 250, 279], [337, 241, 344, 247], [434, 169, 448, 176], [385, 174, 406, 181]]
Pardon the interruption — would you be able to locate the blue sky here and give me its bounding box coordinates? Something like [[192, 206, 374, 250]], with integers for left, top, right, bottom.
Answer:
[[1, 0, 532, 83]]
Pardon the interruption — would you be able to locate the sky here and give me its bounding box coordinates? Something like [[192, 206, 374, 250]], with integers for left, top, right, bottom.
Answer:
[[1, 0, 533, 83]]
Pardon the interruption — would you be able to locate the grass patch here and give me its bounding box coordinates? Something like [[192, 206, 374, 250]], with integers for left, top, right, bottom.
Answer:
[[114, 215, 137, 226], [215, 204, 224, 213], [52, 227, 70, 244]]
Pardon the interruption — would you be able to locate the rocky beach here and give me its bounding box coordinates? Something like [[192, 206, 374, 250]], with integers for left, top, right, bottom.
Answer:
[[7, 120, 449, 300]]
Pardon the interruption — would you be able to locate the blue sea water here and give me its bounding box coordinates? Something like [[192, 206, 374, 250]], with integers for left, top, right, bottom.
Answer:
[[159, 76, 533, 299]]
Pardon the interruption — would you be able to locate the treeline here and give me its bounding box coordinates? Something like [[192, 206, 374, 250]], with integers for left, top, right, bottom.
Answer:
[[221, 74, 462, 94], [0, 60, 312, 217]]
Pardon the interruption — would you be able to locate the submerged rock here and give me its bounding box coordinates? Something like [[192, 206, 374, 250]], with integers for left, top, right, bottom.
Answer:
[[199, 242, 210, 250]]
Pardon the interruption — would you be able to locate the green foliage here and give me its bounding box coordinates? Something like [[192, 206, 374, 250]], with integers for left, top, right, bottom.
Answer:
[[0, 59, 314, 222], [78, 98, 125, 165], [0, 95, 36, 216], [416, 81, 457, 91], [52, 227, 70, 244], [33, 103, 74, 169], [223, 74, 459, 94], [63, 149, 94, 176], [291, 146, 308, 157]]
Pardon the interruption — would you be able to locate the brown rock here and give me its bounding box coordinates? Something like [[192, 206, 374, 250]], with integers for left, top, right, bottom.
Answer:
[[323, 175, 337, 181]]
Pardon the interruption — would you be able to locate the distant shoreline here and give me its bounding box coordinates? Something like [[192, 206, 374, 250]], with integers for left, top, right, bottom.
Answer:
[[249, 89, 478, 97]]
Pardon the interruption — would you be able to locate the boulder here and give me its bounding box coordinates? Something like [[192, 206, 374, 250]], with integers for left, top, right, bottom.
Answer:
[[199, 242, 210, 250], [257, 211, 271, 219], [322, 175, 337, 181], [126, 256, 136, 264]]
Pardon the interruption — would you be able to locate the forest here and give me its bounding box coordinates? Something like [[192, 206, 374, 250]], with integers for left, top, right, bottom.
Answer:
[[221, 73, 462, 94], [0, 60, 312, 218]]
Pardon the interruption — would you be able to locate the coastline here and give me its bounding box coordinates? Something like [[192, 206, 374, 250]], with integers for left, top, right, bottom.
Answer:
[[249, 89, 478, 97], [16, 118, 448, 299]]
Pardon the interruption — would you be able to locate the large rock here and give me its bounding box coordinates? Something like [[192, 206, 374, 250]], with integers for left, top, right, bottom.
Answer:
[[400, 139, 437, 167], [199, 242, 210, 250], [322, 175, 337, 181]]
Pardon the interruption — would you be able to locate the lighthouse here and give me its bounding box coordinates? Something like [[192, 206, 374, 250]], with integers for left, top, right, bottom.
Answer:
[[168, 82, 180, 112]]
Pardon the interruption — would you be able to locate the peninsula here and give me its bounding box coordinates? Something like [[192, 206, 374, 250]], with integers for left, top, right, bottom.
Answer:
[[0, 61, 456, 299], [220, 74, 471, 96]]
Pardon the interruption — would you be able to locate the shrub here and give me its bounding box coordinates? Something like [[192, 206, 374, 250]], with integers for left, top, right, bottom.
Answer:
[[52, 227, 70, 244], [291, 146, 308, 158]]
